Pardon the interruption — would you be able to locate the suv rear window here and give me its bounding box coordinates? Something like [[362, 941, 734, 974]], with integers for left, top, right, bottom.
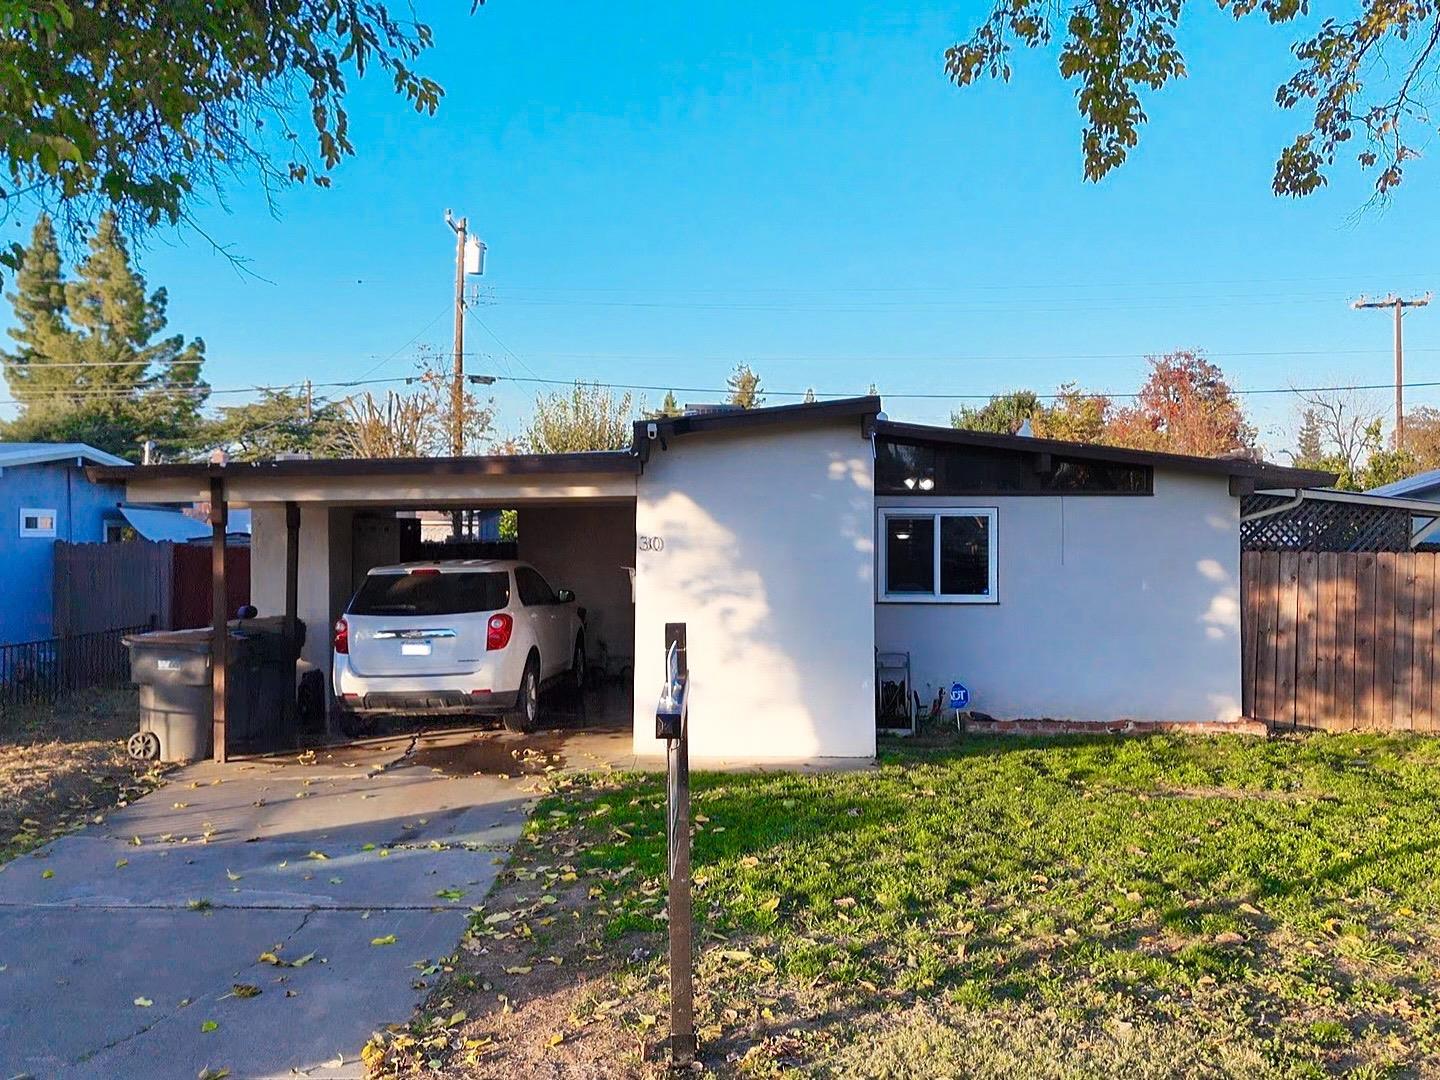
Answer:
[[348, 571, 510, 616]]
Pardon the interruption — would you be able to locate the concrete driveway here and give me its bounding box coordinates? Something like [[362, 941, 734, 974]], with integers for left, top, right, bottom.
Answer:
[[0, 721, 634, 1080]]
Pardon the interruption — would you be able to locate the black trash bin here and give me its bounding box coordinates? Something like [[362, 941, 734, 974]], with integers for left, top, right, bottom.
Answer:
[[124, 617, 305, 762]]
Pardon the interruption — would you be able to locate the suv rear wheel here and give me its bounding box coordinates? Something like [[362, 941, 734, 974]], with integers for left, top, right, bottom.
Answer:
[[571, 638, 586, 693], [504, 656, 540, 733]]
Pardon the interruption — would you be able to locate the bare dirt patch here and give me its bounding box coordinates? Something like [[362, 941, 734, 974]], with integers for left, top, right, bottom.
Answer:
[[0, 688, 167, 863]]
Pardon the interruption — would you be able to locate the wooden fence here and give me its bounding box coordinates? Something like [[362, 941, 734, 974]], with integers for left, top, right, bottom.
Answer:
[[53, 540, 174, 636], [1242, 550, 1440, 731], [53, 540, 251, 635]]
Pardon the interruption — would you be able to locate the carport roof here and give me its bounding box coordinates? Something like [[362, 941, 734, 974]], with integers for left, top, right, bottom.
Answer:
[[89, 449, 638, 483]]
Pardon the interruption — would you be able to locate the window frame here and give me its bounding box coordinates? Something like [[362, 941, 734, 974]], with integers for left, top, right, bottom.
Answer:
[[19, 507, 57, 539], [877, 507, 999, 605]]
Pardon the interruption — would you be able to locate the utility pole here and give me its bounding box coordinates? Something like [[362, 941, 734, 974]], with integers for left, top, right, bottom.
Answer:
[[1353, 293, 1431, 450], [303, 379, 313, 422], [445, 210, 468, 458]]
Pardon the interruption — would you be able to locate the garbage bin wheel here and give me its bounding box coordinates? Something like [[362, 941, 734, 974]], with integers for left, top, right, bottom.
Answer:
[[127, 731, 161, 761]]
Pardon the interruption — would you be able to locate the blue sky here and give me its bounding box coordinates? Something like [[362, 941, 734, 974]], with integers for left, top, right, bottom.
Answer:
[[8, 0, 1440, 456]]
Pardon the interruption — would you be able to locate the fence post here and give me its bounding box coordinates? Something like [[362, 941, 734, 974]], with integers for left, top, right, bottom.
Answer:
[[656, 622, 695, 1066]]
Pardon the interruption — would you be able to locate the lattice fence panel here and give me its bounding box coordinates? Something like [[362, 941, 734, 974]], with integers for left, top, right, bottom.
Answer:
[[1241, 495, 1413, 552]]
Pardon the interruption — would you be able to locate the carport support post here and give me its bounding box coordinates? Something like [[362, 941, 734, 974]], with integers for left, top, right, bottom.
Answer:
[[664, 622, 696, 1065], [284, 501, 300, 635], [210, 478, 228, 764]]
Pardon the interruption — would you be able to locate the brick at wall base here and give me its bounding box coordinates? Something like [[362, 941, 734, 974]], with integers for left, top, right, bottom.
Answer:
[[961, 716, 1271, 738]]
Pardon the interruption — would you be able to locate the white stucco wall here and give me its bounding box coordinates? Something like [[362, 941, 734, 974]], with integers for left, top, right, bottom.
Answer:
[[874, 469, 1242, 724], [517, 504, 636, 671], [249, 504, 354, 683], [632, 421, 876, 761]]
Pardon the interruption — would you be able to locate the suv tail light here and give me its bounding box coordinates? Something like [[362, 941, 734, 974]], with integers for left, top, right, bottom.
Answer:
[[486, 613, 513, 651], [333, 618, 349, 655]]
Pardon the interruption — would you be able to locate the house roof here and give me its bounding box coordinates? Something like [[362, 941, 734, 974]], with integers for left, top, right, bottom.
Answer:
[[873, 420, 1337, 490], [0, 442, 130, 470], [638, 395, 882, 442], [1367, 467, 1440, 500], [87, 394, 1335, 495], [120, 505, 253, 542]]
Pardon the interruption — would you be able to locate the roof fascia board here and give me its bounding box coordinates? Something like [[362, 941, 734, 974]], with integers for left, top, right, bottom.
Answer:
[[876, 420, 1336, 488]]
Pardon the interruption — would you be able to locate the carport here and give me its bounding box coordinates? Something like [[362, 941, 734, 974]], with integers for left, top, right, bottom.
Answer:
[[93, 452, 639, 762]]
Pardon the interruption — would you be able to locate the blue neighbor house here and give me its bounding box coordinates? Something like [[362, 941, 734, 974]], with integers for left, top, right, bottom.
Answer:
[[0, 442, 130, 645]]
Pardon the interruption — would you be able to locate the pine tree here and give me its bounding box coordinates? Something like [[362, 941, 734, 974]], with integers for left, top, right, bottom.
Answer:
[[1, 213, 208, 459], [1293, 408, 1324, 466], [646, 390, 682, 419], [726, 363, 764, 408], [2, 214, 73, 401]]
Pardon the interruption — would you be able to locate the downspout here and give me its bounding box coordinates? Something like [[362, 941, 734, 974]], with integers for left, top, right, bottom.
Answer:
[[1239, 489, 1305, 523]]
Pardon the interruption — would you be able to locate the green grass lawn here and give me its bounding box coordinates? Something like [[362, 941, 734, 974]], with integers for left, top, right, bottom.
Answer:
[[392, 733, 1440, 1078]]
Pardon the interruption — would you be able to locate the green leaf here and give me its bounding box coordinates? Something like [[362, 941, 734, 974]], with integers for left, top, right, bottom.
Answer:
[[370, 934, 397, 946]]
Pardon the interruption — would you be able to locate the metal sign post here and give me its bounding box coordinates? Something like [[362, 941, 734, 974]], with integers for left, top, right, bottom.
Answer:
[[656, 622, 695, 1066]]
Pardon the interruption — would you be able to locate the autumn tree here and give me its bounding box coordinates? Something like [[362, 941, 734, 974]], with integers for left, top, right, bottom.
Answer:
[[523, 381, 633, 454], [334, 391, 434, 459], [952, 390, 1042, 434], [1, 212, 208, 459], [0, 0, 463, 274], [947, 0, 1440, 198], [1032, 383, 1111, 444], [1106, 351, 1255, 457], [331, 350, 492, 459], [726, 363, 764, 408], [1401, 406, 1440, 470]]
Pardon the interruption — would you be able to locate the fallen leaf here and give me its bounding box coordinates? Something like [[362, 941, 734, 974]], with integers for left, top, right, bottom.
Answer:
[[505, 965, 532, 974], [134, 996, 154, 1007], [226, 869, 242, 882], [198, 1068, 231, 1080], [41, 869, 54, 879], [306, 851, 328, 861], [115, 859, 128, 869], [547, 1033, 564, 1047], [371, 935, 397, 946], [230, 984, 261, 999], [201, 1020, 219, 1033]]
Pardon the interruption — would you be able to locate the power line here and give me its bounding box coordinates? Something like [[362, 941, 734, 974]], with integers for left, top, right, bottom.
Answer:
[[11, 372, 1440, 409]]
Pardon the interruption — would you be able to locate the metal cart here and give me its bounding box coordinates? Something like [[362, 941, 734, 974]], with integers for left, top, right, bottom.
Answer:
[[875, 651, 917, 736]]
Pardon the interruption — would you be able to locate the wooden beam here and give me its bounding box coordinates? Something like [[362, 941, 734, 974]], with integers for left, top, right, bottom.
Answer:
[[284, 501, 300, 636], [1230, 476, 1259, 497], [211, 478, 228, 764]]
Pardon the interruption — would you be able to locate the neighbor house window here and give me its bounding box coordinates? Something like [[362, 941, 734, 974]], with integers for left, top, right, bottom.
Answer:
[[878, 508, 998, 603], [19, 508, 56, 538]]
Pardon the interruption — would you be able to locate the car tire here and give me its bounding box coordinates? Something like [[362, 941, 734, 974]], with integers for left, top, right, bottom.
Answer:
[[504, 657, 541, 733], [570, 638, 586, 694]]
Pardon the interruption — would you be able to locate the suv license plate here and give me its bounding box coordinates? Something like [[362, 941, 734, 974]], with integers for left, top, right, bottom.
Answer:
[[401, 642, 432, 656]]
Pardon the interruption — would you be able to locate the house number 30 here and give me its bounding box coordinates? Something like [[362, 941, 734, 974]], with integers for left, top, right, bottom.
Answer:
[[638, 535, 665, 552]]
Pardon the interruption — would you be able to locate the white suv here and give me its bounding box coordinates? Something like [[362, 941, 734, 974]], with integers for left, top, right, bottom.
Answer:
[[332, 559, 586, 733]]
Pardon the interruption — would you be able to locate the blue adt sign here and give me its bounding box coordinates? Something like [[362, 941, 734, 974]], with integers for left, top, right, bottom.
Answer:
[[949, 682, 970, 710]]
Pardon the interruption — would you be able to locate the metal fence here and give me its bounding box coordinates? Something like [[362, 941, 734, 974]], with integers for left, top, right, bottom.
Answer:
[[0, 624, 151, 712]]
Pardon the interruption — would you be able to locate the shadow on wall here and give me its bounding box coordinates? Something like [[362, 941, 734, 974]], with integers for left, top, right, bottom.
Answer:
[[638, 439, 875, 759]]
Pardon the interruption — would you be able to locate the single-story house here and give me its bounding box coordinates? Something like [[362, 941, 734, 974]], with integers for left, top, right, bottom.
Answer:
[[94, 397, 1331, 763], [0, 442, 131, 644]]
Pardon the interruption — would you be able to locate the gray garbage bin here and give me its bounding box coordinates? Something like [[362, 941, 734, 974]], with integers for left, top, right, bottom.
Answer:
[[123, 618, 304, 762]]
